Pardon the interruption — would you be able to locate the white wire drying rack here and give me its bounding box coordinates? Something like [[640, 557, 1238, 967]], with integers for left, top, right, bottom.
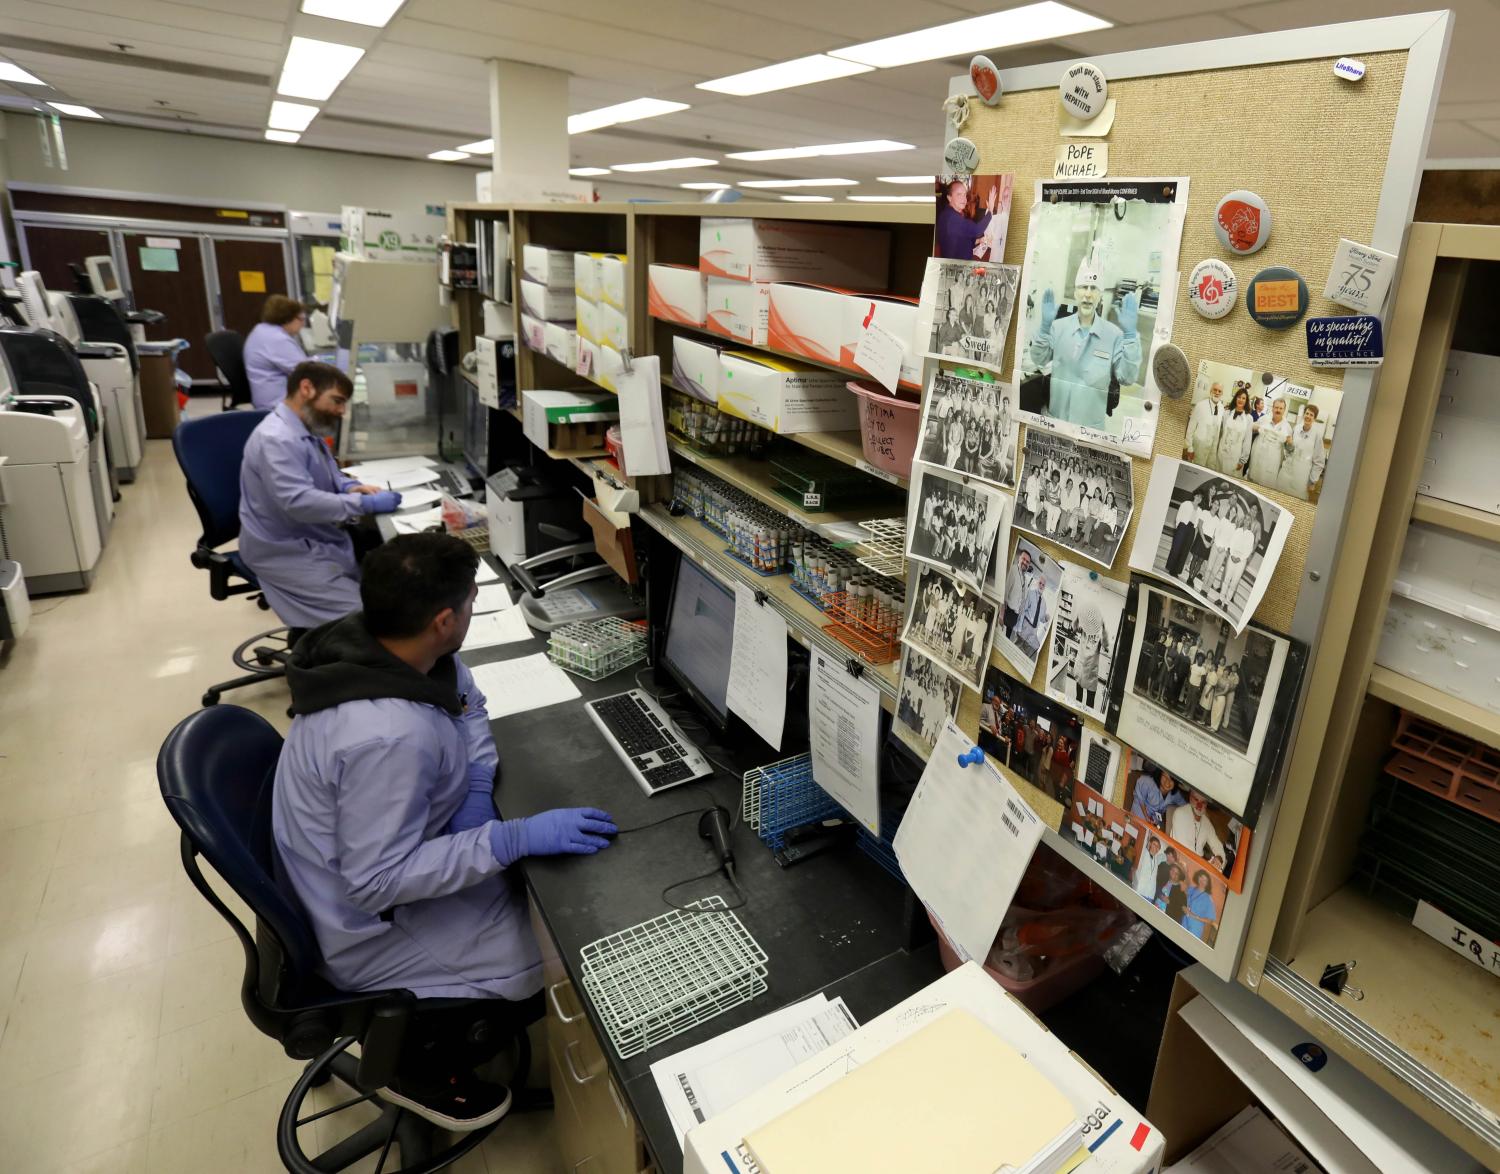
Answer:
[[578, 897, 769, 1059], [851, 516, 907, 581]]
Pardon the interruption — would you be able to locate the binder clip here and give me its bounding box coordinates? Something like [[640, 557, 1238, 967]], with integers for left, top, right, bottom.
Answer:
[[619, 347, 636, 375], [1318, 960, 1363, 1001], [752, 589, 769, 607], [956, 746, 984, 768], [845, 658, 865, 679]]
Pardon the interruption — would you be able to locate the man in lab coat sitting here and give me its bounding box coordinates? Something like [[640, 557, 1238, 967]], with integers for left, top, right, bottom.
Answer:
[[272, 532, 616, 1126]]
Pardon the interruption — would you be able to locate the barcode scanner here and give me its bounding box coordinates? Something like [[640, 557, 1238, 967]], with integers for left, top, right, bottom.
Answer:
[[698, 806, 736, 885]]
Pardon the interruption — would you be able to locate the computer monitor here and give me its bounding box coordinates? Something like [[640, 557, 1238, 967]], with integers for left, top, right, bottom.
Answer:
[[661, 557, 736, 731], [84, 256, 123, 301]]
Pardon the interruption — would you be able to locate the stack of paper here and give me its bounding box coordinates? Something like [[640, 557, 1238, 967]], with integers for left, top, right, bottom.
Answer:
[[473, 583, 514, 613], [614, 354, 671, 476], [741, 1009, 1081, 1174], [468, 652, 581, 718], [343, 455, 436, 479], [461, 607, 533, 650], [391, 506, 443, 535]]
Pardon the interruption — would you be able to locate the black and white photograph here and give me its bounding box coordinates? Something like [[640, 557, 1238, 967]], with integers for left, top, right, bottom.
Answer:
[[901, 565, 1000, 693], [1183, 360, 1344, 504], [977, 663, 1084, 803], [1015, 430, 1133, 568], [916, 256, 1021, 375], [1077, 727, 1123, 796], [1110, 578, 1300, 824], [1014, 178, 1191, 457], [905, 462, 1007, 593], [1046, 567, 1126, 722], [934, 172, 1013, 262], [994, 536, 1065, 680], [914, 370, 1018, 489], [1128, 458, 1291, 633], [893, 645, 964, 757]]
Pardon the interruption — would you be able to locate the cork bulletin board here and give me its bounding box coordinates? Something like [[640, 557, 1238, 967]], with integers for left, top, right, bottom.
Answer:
[[920, 14, 1450, 974]]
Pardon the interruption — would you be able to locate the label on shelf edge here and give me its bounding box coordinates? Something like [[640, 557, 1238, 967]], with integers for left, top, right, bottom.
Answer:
[[1412, 899, 1500, 977], [855, 459, 903, 485]]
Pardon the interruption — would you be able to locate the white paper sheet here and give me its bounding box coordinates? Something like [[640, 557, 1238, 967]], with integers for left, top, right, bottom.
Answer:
[[475, 562, 500, 585], [808, 648, 882, 834], [650, 995, 858, 1150], [615, 353, 671, 477], [467, 652, 581, 718], [379, 467, 442, 491], [461, 607, 534, 650], [473, 583, 514, 613], [393, 487, 442, 511], [852, 320, 905, 393], [725, 584, 788, 750], [343, 455, 437, 477], [893, 720, 1044, 964], [391, 505, 443, 534]]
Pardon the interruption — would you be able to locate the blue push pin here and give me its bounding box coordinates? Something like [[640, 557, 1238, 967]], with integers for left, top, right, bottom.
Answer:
[[1089, 570, 1099, 581], [957, 746, 985, 768]]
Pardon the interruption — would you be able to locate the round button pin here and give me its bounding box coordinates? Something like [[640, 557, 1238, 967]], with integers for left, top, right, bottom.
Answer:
[[970, 55, 1002, 106], [1187, 258, 1238, 320], [1060, 62, 1107, 120], [1245, 266, 1309, 330], [1152, 343, 1191, 399], [1215, 190, 1272, 255], [943, 136, 980, 175]]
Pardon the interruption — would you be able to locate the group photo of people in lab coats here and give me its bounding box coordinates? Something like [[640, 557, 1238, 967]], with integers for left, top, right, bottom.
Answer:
[[914, 370, 1018, 489], [977, 664, 1083, 804], [918, 256, 1021, 374], [1182, 361, 1342, 503], [1014, 429, 1134, 568], [1124, 749, 1249, 892], [906, 462, 1007, 593], [894, 646, 965, 755], [995, 536, 1065, 679], [902, 565, 1000, 692]]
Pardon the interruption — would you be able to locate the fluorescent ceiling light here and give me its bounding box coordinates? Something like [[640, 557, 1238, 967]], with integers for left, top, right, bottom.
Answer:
[[847, 194, 930, 202], [427, 149, 469, 161], [268, 100, 320, 132], [568, 97, 689, 135], [738, 178, 857, 189], [265, 129, 302, 143], [696, 54, 871, 97], [831, 3, 1110, 68], [570, 167, 612, 177], [727, 139, 913, 162], [300, 0, 404, 26], [277, 35, 365, 101], [878, 175, 934, 184], [781, 195, 833, 202], [47, 102, 101, 118], [458, 138, 493, 154], [0, 63, 45, 86], [680, 182, 731, 190], [611, 157, 718, 172]]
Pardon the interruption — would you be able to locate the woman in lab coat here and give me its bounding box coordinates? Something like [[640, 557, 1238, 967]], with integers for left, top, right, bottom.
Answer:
[[244, 294, 310, 410], [1215, 387, 1255, 477], [1246, 397, 1292, 489], [1277, 404, 1328, 501]]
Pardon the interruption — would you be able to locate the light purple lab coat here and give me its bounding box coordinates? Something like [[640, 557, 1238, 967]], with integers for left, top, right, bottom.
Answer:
[[238, 402, 363, 628], [271, 657, 542, 1000], [245, 322, 309, 410]]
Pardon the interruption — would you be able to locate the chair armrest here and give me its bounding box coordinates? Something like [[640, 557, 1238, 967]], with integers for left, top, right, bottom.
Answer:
[[191, 546, 257, 601]]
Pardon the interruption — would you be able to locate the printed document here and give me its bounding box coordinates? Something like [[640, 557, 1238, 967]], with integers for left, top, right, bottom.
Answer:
[[468, 653, 581, 718], [725, 584, 788, 749], [461, 607, 533, 651], [808, 649, 882, 834]]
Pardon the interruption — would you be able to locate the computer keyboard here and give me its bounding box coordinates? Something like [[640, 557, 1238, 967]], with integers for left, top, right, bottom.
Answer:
[[436, 466, 474, 498], [586, 689, 712, 795]]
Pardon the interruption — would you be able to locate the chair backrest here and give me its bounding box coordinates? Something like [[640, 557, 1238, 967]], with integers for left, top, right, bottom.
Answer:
[[205, 329, 251, 407], [0, 326, 98, 439], [172, 408, 268, 550], [66, 294, 138, 374], [157, 705, 327, 1010]]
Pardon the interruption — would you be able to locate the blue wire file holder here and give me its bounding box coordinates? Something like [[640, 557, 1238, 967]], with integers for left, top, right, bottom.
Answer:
[[741, 753, 844, 852]]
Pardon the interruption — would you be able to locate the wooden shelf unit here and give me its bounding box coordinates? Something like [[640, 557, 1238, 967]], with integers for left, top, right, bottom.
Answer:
[[1411, 494, 1500, 545], [1367, 665, 1500, 752]]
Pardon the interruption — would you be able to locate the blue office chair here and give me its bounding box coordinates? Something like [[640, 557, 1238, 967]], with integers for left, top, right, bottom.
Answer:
[[172, 409, 296, 706], [158, 705, 544, 1173]]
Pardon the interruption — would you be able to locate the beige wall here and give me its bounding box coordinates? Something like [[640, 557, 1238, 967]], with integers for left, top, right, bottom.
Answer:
[[1, 115, 478, 212]]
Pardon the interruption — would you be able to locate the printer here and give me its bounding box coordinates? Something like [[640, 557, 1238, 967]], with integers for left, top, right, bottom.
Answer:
[[0, 390, 102, 593]]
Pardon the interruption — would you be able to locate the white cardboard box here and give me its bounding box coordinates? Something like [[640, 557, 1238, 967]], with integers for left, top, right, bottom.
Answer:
[[844, 291, 923, 390], [705, 277, 769, 346], [647, 263, 708, 327], [519, 311, 546, 354], [718, 351, 856, 434], [1418, 349, 1500, 514], [521, 388, 617, 452], [766, 282, 846, 366], [699, 217, 891, 287], [519, 278, 576, 322], [597, 301, 628, 351], [341, 205, 445, 262], [598, 254, 628, 310], [574, 295, 600, 344], [683, 962, 1162, 1174], [543, 321, 577, 370], [574, 252, 601, 301], [671, 335, 723, 405], [521, 244, 575, 290]]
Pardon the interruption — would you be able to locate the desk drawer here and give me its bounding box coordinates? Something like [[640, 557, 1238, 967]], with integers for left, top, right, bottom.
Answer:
[[548, 1029, 643, 1174], [530, 898, 606, 1070]]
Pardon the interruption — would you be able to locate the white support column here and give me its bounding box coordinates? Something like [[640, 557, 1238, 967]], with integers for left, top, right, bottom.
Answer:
[[487, 59, 570, 199]]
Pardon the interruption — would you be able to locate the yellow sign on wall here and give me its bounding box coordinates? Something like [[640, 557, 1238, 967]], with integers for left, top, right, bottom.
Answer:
[[239, 270, 267, 294]]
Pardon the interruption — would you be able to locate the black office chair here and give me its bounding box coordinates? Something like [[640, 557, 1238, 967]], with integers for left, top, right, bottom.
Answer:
[[172, 409, 296, 706], [206, 328, 252, 410], [158, 705, 543, 1172]]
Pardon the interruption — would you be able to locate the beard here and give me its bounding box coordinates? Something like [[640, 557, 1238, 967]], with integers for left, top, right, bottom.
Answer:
[[306, 407, 342, 435]]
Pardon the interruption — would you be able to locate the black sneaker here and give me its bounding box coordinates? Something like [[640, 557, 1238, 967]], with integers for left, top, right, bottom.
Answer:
[[379, 1071, 512, 1132]]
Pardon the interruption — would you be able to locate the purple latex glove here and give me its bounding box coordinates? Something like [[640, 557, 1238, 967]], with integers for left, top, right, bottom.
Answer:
[[488, 807, 617, 868], [360, 489, 403, 515], [445, 766, 497, 834]]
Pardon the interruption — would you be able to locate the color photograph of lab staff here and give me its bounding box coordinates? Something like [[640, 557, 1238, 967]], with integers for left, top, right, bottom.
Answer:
[[917, 257, 1020, 374], [914, 370, 1018, 489], [905, 462, 1006, 593], [1045, 567, 1126, 722], [1126, 811, 1228, 945], [934, 172, 1014, 262], [1060, 780, 1140, 886], [977, 664, 1084, 803], [1124, 749, 1250, 892], [902, 565, 999, 692], [894, 646, 965, 755], [1015, 429, 1133, 568], [1184, 360, 1342, 503], [1015, 180, 1189, 456], [1130, 458, 1291, 632], [996, 536, 1064, 679]]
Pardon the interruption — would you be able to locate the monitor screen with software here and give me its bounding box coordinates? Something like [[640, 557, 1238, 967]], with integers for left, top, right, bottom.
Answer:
[[85, 257, 122, 301], [661, 557, 735, 730]]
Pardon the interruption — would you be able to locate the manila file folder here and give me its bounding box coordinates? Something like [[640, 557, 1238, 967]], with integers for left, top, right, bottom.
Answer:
[[742, 1007, 1080, 1173]]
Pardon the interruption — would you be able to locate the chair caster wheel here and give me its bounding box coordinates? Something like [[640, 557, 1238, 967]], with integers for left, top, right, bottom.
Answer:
[[202, 691, 220, 707]]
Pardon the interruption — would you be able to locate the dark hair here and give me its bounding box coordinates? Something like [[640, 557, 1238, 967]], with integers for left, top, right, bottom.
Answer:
[[262, 294, 307, 326], [360, 533, 479, 638], [286, 360, 353, 399], [1192, 869, 1212, 889]]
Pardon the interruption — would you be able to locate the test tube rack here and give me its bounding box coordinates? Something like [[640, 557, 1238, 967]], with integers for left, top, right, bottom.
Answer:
[[667, 391, 769, 458], [850, 516, 908, 582], [742, 753, 845, 852], [546, 617, 649, 680], [578, 896, 769, 1059], [821, 588, 904, 665]]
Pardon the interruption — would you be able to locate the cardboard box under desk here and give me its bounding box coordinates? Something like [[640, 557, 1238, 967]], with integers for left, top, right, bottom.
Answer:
[[718, 350, 857, 434], [699, 216, 892, 287], [521, 389, 617, 453], [583, 496, 637, 583], [647, 263, 708, 327]]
